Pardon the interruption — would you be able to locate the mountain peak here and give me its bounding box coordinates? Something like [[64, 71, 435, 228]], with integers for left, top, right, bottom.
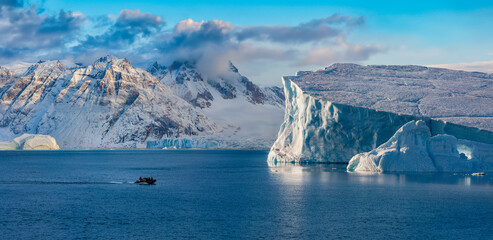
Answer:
[[168, 60, 196, 72], [95, 55, 120, 63], [24, 60, 66, 76], [92, 55, 132, 69], [228, 61, 238, 73], [147, 61, 166, 75]]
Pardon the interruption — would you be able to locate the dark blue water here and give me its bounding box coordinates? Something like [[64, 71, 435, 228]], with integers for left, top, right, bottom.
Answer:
[[1, 150, 492, 239]]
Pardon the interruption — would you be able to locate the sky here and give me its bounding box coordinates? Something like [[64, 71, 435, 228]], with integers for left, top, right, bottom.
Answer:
[[1, 0, 493, 85]]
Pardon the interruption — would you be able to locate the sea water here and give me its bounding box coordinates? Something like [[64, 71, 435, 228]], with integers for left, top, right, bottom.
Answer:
[[1, 150, 492, 239]]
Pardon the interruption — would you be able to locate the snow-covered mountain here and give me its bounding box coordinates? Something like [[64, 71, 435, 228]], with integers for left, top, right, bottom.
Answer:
[[148, 61, 283, 108], [0, 56, 220, 148], [146, 60, 285, 149], [0, 56, 285, 149]]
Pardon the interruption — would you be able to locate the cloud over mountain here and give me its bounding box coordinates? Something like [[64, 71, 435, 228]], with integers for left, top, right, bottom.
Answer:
[[148, 15, 380, 72], [0, 5, 383, 80], [77, 9, 164, 50]]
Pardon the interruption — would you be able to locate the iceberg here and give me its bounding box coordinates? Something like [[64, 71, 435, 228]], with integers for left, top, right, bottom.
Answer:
[[0, 134, 60, 150], [347, 120, 493, 173], [269, 64, 493, 164]]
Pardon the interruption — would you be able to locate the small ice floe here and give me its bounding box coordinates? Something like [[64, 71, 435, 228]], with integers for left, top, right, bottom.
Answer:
[[472, 172, 486, 176]]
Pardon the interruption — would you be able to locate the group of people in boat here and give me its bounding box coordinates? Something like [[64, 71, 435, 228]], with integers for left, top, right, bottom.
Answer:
[[138, 177, 154, 182]]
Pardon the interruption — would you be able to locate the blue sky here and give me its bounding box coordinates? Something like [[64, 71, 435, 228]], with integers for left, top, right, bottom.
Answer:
[[1, 0, 493, 85]]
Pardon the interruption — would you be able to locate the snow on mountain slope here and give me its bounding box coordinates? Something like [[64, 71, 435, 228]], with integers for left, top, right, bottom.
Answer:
[[0, 56, 219, 149], [4, 61, 37, 76], [346, 120, 493, 173], [269, 64, 493, 164], [147, 61, 285, 149], [0, 66, 16, 87]]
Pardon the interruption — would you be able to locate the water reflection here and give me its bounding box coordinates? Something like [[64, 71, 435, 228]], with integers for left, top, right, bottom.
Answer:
[[268, 161, 347, 185], [268, 162, 493, 187]]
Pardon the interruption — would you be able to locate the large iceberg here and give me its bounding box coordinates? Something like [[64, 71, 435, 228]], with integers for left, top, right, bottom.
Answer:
[[0, 134, 60, 150], [347, 121, 493, 173], [269, 64, 493, 164]]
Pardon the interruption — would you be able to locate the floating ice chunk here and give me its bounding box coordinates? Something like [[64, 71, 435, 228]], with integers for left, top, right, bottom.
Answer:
[[472, 172, 486, 176], [347, 120, 493, 173], [347, 121, 436, 173], [0, 134, 60, 150]]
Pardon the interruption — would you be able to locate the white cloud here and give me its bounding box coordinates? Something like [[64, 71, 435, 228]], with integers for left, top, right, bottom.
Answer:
[[299, 37, 384, 65], [429, 60, 493, 73]]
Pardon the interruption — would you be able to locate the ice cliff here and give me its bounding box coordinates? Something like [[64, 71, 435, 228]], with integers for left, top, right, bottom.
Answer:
[[347, 120, 493, 173], [269, 64, 493, 164], [0, 134, 60, 150]]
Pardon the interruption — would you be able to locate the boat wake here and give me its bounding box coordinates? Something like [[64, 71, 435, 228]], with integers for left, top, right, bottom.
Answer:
[[109, 181, 135, 184], [0, 181, 135, 185]]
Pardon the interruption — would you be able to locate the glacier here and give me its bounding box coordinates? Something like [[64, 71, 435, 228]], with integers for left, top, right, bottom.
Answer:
[[346, 120, 493, 173], [269, 64, 493, 165], [0, 133, 60, 150]]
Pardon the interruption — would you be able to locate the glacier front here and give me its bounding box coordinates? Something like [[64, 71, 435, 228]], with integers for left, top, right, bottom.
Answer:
[[269, 64, 493, 165]]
